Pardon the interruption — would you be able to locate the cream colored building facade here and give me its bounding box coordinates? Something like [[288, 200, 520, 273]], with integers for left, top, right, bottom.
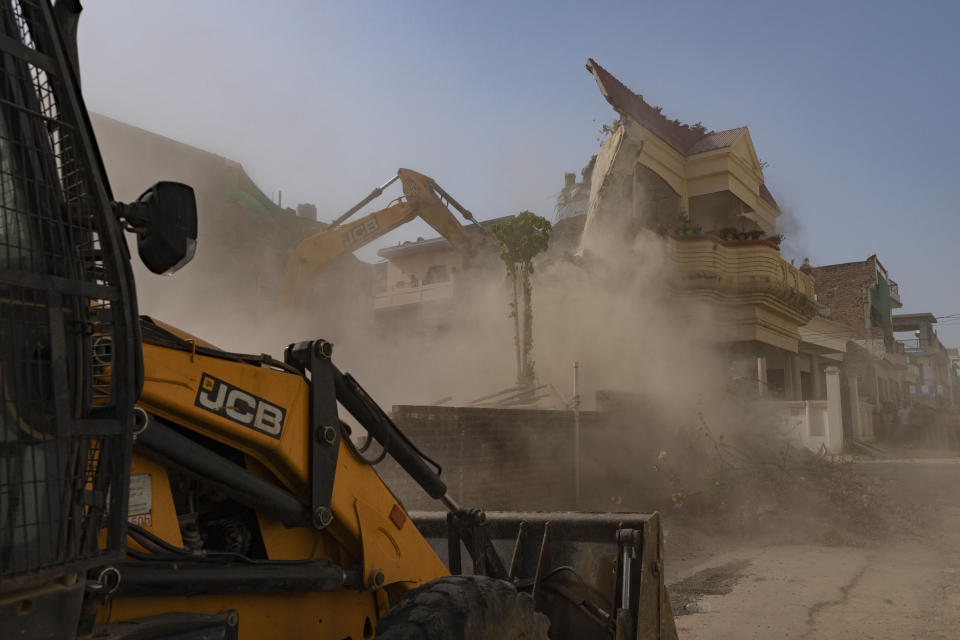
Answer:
[[582, 59, 818, 398], [372, 62, 842, 446], [375, 61, 820, 400], [372, 218, 505, 316], [373, 238, 462, 311]]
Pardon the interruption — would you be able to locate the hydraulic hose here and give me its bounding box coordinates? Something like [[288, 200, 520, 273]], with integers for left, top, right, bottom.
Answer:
[[137, 418, 312, 526], [332, 365, 449, 501]]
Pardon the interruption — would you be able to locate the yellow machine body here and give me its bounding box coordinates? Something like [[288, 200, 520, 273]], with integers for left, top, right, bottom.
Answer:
[[98, 326, 448, 639]]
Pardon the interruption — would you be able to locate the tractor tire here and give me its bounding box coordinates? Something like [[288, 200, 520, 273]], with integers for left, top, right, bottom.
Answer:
[[375, 575, 550, 640]]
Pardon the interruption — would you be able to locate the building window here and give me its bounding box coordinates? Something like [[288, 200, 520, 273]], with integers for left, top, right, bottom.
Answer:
[[373, 263, 388, 293], [424, 264, 450, 285]]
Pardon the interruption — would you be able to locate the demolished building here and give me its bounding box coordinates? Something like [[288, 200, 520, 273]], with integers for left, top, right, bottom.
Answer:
[[575, 59, 818, 397]]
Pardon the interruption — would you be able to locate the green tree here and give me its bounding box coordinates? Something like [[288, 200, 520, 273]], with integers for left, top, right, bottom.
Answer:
[[492, 211, 551, 386]]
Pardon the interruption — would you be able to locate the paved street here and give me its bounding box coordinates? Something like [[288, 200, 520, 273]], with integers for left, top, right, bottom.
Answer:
[[671, 460, 960, 639]]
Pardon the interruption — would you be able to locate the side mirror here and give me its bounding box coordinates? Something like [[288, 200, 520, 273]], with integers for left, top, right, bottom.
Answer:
[[115, 181, 197, 274]]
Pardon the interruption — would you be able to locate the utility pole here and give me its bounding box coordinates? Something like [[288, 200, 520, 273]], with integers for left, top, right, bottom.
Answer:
[[572, 361, 581, 505]]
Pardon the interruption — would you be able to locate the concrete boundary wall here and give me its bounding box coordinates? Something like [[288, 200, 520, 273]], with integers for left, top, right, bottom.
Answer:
[[377, 405, 672, 513]]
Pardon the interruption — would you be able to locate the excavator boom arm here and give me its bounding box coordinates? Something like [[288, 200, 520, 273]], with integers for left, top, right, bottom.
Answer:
[[282, 198, 415, 298], [281, 169, 490, 301]]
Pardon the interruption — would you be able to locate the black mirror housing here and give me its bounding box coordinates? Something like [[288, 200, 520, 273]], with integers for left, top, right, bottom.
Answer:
[[119, 182, 197, 275]]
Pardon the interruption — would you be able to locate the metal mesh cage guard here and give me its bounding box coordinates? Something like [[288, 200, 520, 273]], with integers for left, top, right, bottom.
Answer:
[[0, 0, 139, 592]]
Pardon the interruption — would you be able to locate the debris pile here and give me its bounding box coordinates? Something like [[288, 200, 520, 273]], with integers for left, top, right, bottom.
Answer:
[[652, 406, 926, 545]]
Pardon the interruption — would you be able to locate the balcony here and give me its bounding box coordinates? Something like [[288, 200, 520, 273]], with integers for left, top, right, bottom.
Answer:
[[670, 235, 818, 351], [899, 338, 922, 353], [374, 279, 454, 310], [889, 280, 902, 308], [898, 334, 948, 357]]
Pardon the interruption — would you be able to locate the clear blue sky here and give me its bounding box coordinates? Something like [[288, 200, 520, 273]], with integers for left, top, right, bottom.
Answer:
[[78, 1, 960, 343]]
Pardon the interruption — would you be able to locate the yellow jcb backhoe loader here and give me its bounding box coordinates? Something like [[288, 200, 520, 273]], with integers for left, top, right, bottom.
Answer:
[[90, 317, 677, 639], [0, 2, 677, 638]]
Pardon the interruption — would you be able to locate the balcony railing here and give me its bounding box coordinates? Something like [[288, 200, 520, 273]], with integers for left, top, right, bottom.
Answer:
[[374, 280, 454, 309], [668, 235, 818, 349], [899, 338, 922, 353], [670, 235, 817, 313], [898, 336, 948, 355], [889, 280, 901, 305]]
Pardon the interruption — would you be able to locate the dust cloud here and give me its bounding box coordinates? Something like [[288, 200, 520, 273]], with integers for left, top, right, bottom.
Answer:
[[98, 108, 737, 430], [533, 231, 723, 419], [100, 112, 938, 565], [772, 198, 809, 266]]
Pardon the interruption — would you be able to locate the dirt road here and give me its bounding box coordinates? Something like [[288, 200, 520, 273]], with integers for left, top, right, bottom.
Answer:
[[669, 459, 960, 639]]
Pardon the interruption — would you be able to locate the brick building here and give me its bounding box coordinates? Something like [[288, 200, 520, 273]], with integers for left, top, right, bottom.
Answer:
[[794, 253, 919, 447], [807, 254, 901, 355], [804, 254, 908, 410]]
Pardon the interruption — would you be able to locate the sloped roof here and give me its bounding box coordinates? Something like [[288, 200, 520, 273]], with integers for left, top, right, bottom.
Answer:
[[587, 58, 703, 154], [686, 127, 747, 154], [586, 59, 780, 211], [759, 183, 779, 210], [586, 59, 752, 159]]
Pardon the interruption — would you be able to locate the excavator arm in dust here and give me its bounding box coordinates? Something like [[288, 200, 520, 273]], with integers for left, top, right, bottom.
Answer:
[[281, 168, 492, 300]]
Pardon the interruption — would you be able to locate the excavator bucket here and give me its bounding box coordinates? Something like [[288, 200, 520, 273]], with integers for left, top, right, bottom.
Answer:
[[411, 509, 678, 640]]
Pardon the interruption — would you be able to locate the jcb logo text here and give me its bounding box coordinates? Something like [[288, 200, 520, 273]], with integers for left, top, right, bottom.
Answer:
[[343, 218, 379, 248], [195, 374, 286, 438]]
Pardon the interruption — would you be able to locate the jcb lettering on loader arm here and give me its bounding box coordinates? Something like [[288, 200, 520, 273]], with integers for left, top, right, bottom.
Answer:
[[195, 373, 287, 437]]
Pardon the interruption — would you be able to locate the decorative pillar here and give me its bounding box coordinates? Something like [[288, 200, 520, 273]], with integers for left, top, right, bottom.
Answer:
[[824, 366, 844, 453], [947, 362, 956, 409], [757, 357, 768, 397], [791, 353, 804, 401], [811, 353, 822, 400], [783, 355, 795, 400], [848, 375, 862, 440]]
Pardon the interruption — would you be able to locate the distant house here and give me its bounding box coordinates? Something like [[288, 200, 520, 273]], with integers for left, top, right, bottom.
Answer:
[[372, 217, 509, 321], [806, 254, 908, 407], [893, 313, 957, 408]]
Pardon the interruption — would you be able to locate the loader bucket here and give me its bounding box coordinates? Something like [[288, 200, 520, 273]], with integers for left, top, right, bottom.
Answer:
[[410, 510, 678, 640]]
